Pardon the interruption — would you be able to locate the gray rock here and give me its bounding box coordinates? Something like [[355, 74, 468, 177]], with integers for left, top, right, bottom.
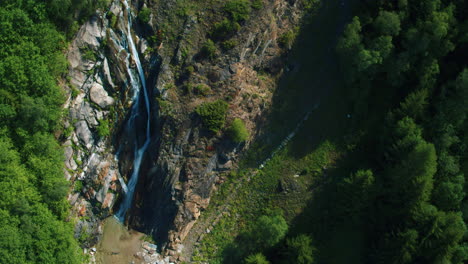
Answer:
[[102, 58, 116, 88], [90, 83, 115, 109], [96, 170, 112, 203], [109, 1, 122, 17], [64, 144, 78, 171], [64, 169, 72, 181], [69, 69, 87, 89], [76, 16, 105, 50], [71, 101, 98, 127], [217, 160, 232, 171], [85, 153, 102, 178], [139, 38, 149, 56], [69, 193, 80, 205], [75, 121, 94, 149], [219, 68, 231, 81]]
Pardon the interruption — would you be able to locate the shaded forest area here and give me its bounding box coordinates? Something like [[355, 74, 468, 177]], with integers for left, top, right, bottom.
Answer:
[[218, 0, 468, 263], [0, 0, 107, 263], [330, 0, 468, 262]]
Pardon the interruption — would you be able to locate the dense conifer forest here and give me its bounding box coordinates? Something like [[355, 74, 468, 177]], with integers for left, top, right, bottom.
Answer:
[[0, 0, 107, 262]]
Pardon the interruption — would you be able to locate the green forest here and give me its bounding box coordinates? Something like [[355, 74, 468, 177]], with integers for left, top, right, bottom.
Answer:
[[0, 0, 107, 263]]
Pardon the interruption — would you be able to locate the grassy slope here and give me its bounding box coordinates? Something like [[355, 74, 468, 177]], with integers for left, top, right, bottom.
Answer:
[[191, 0, 367, 263]]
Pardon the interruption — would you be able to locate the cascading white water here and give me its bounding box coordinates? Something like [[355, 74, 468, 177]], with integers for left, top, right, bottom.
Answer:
[[115, 0, 152, 222]]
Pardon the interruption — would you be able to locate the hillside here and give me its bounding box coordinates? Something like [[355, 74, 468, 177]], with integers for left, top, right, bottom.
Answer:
[[1, 0, 467, 264]]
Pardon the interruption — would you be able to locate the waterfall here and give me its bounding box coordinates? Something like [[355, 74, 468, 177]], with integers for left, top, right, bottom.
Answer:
[[115, 0, 152, 222]]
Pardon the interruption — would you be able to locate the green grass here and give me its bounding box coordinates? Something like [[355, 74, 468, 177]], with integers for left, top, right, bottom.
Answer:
[[193, 139, 341, 262]]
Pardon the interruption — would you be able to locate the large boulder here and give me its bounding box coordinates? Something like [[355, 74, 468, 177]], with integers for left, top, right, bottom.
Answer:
[[90, 83, 115, 109], [76, 16, 106, 50]]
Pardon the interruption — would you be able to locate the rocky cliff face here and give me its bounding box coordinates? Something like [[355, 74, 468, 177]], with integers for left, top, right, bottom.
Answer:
[[63, 0, 160, 246], [63, 0, 308, 260]]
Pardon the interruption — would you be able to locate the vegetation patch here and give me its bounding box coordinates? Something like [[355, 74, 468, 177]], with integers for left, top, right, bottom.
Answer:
[[138, 7, 151, 24], [196, 100, 229, 133], [227, 118, 249, 143], [278, 30, 297, 50], [224, 0, 251, 22], [201, 39, 217, 59], [96, 119, 110, 138], [193, 84, 212, 96], [211, 19, 241, 40]]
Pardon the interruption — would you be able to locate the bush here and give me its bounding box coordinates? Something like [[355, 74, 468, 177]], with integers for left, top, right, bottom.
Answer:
[[284, 234, 315, 264], [194, 84, 211, 96], [138, 7, 151, 24], [81, 47, 96, 61], [227, 118, 249, 143], [74, 180, 83, 193], [278, 30, 296, 49], [245, 253, 270, 264], [96, 119, 110, 138], [252, 0, 263, 9], [224, 0, 251, 22], [221, 39, 238, 50], [252, 214, 288, 249], [196, 100, 229, 133], [212, 19, 241, 40], [71, 87, 80, 98], [185, 65, 195, 75], [201, 39, 217, 59]]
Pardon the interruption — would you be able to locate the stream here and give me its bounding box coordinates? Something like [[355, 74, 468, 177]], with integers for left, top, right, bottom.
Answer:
[[114, 0, 152, 222]]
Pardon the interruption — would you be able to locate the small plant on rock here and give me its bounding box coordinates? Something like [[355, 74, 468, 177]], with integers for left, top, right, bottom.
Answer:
[[227, 118, 249, 143], [201, 39, 217, 59], [96, 119, 110, 138]]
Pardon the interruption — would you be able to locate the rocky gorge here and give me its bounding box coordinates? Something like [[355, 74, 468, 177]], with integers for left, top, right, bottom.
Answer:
[[62, 0, 310, 262]]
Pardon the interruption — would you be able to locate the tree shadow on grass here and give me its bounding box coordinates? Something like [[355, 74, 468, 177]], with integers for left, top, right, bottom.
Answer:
[[243, 0, 360, 166], [285, 146, 368, 264]]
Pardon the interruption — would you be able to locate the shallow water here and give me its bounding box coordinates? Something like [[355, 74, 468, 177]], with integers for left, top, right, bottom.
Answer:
[[95, 217, 145, 264]]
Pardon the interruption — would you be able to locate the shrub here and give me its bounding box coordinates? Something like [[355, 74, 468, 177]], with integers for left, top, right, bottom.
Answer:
[[194, 84, 211, 96], [138, 7, 151, 24], [212, 19, 241, 40], [157, 98, 172, 115], [227, 118, 249, 143], [245, 253, 270, 264], [252, 0, 263, 9], [221, 39, 238, 50], [201, 39, 217, 59], [185, 65, 195, 75], [63, 124, 74, 139], [252, 214, 288, 249], [284, 234, 315, 264], [224, 0, 251, 22], [96, 119, 110, 138], [278, 30, 296, 49], [111, 15, 117, 28], [74, 180, 83, 193], [81, 47, 96, 61], [196, 100, 229, 133], [71, 87, 80, 98]]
